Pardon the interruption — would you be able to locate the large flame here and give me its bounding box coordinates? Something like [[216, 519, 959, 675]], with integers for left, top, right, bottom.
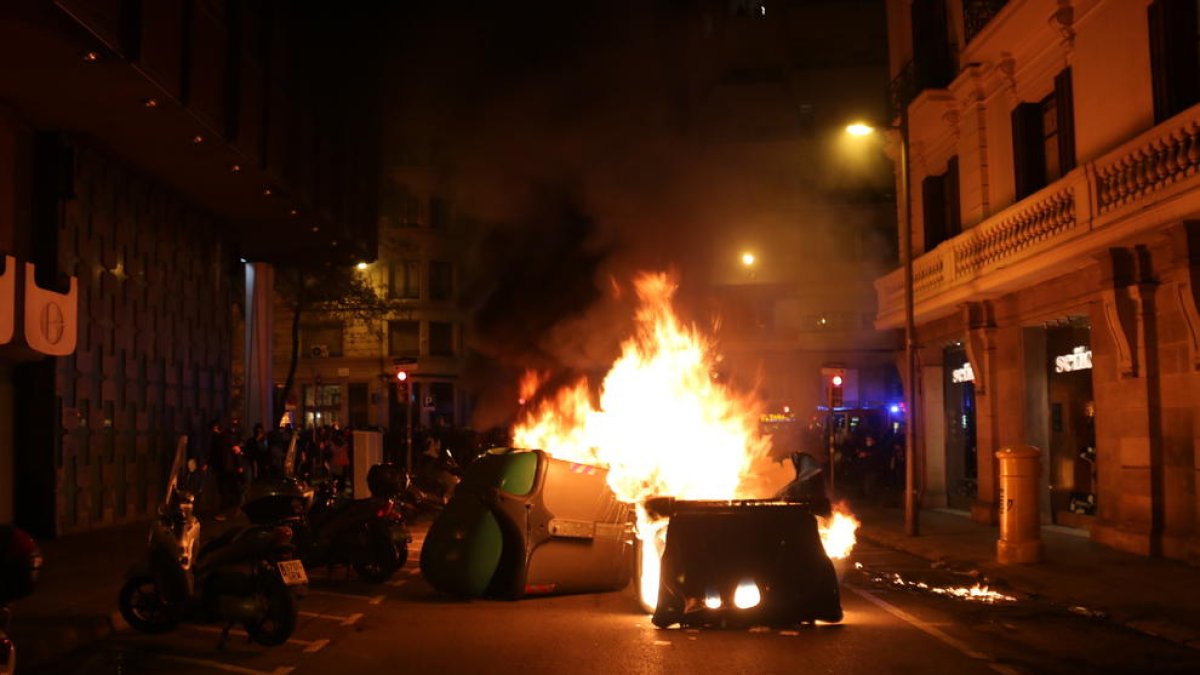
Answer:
[[513, 271, 857, 610]]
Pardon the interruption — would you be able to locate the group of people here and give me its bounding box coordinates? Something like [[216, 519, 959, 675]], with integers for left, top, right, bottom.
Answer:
[[200, 419, 354, 520], [832, 431, 906, 503]]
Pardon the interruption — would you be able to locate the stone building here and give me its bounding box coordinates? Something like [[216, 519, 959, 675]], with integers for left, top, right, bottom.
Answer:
[[883, 0, 1200, 560], [0, 1, 381, 536]]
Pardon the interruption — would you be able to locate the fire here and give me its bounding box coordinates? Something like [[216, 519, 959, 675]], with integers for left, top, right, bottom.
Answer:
[[818, 504, 859, 560], [512, 271, 858, 610]]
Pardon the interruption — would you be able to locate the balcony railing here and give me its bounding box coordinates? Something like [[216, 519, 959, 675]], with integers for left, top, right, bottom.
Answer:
[[964, 0, 1011, 44], [876, 102, 1200, 328]]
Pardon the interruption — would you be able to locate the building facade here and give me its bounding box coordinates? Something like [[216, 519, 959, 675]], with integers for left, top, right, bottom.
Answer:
[[882, 0, 1200, 561], [0, 0, 381, 536], [274, 159, 474, 460]]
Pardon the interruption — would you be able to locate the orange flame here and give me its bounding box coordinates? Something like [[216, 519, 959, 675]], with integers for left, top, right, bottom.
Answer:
[[512, 271, 858, 609]]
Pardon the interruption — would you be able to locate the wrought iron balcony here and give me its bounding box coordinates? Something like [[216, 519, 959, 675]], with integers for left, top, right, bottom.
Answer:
[[964, 0, 1011, 44]]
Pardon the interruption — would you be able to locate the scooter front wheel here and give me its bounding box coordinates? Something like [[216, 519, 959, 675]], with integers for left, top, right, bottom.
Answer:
[[118, 575, 177, 634]]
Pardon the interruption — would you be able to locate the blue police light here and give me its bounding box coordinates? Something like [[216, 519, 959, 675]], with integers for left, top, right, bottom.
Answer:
[[889, 404, 901, 414]]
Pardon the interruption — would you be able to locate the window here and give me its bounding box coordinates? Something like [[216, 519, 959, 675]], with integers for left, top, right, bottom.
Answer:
[[389, 260, 420, 300], [388, 320, 420, 357], [921, 156, 961, 251], [303, 384, 342, 427], [1149, 0, 1200, 123], [429, 198, 451, 230], [429, 261, 453, 301], [911, 0, 955, 92], [1012, 69, 1076, 200], [302, 323, 343, 357], [731, 1, 767, 18], [429, 321, 455, 356]]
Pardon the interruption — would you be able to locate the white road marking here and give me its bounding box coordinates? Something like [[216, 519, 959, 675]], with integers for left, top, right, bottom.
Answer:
[[159, 654, 294, 675], [186, 625, 329, 652], [849, 586, 1022, 675], [299, 610, 363, 626], [387, 578, 409, 587], [306, 589, 385, 605]]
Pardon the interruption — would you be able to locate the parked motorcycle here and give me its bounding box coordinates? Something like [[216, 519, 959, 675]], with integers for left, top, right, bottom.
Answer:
[[399, 448, 462, 519], [118, 436, 307, 647], [241, 433, 410, 584], [0, 524, 42, 675]]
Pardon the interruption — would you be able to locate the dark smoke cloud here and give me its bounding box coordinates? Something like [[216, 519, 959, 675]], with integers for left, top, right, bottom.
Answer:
[[377, 1, 891, 427]]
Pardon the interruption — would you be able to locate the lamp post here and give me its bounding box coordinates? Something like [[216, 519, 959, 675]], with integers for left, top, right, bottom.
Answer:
[[844, 115, 919, 536]]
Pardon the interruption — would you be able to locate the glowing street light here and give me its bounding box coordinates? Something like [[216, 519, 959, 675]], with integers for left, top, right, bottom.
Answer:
[[845, 122, 875, 136], [356, 261, 369, 270], [741, 252, 756, 267]]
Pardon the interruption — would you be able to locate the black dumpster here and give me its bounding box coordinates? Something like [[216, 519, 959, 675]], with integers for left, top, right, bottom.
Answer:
[[647, 497, 843, 628], [421, 448, 634, 599]]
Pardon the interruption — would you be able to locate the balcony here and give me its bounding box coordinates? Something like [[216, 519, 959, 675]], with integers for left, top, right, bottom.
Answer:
[[875, 103, 1200, 328], [964, 0, 1011, 45]]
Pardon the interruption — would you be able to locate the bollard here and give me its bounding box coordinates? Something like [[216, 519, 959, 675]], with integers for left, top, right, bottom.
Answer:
[[995, 445, 1044, 564]]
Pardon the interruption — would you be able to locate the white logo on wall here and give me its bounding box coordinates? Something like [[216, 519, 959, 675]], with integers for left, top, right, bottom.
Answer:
[[952, 362, 975, 383], [1055, 346, 1092, 373]]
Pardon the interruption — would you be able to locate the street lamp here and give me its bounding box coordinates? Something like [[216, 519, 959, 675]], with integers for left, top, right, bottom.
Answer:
[[844, 116, 919, 536]]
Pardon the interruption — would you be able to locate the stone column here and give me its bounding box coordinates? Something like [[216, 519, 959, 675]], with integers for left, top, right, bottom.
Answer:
[[244, 262, 275, 431], [1091, 247, 1161, 556]]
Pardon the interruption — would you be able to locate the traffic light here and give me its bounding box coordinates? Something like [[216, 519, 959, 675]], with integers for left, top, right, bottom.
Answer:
[[827, 371, 844, 408], [395, 369, 409, 402]]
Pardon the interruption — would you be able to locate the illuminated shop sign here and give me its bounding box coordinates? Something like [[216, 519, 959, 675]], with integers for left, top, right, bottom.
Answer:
[[1054, 346, 1092, 373], [951, 362, 975, 383], [0, 254, 79, 356]]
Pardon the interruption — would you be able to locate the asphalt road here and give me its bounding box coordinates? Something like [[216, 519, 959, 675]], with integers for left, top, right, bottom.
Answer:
[[27, 525, 1200, 675]]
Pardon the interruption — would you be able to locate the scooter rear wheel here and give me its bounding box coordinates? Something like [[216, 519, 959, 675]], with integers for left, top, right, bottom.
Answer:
[[244, 573, 297, 646], [352, 524, 402, 584], [118, 575, 177, 634]]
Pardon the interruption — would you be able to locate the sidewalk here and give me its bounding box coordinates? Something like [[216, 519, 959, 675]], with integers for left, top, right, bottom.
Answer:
[[7, 515, 245, 671], [852, 503, 1200, 650]]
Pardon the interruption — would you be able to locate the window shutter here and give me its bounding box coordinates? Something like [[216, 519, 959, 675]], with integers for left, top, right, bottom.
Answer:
[[922, 174, 947, 251], [1148, 0, 1199, 122], [1011, 103, 1044, 200], [1054, 69, 1077, 173], [946, 156, 962, 238]]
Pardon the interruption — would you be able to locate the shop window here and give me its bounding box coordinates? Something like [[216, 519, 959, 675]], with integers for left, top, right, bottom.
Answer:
[[389, 320, 420, 357], [389, 260, 420, 300], [1012, 68, 1076, 200], [921, 156, 961, 251], [429, 322, 455, 356], [1149, 0, 1200, 123], [302, 323, 343, 358], [429, 261, 453, 301], [303, 384, 342, 428]]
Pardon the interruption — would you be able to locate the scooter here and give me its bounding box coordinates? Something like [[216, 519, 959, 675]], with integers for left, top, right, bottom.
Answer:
[[0, 524, 42, 675], [118, 436, 307, 647], [399, 449, 462, 519], [242, 433, 410, 584]]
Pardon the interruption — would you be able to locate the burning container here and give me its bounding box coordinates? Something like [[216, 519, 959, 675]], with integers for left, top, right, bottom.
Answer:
[[646, 497, 843, 628], [421, 448, 634, 599]]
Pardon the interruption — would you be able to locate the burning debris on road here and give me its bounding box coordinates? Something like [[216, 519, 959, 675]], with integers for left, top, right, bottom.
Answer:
[[501, 271, 859, 623]]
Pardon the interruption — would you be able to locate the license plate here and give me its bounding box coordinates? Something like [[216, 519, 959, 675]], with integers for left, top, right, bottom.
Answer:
[[278, 559, 308, 586]]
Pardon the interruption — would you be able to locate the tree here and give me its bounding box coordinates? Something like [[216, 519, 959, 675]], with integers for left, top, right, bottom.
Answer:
[[273, 263, 391, 424]]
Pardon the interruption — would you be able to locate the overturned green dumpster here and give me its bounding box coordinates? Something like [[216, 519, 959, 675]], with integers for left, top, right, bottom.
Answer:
[[420, 448, 634, 599]]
